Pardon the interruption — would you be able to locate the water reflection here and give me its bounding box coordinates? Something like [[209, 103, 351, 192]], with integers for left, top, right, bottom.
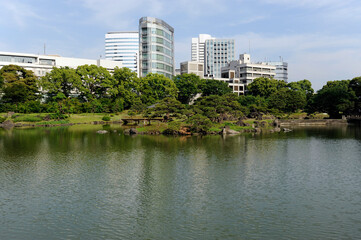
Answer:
[[0, 125, 360, 239]]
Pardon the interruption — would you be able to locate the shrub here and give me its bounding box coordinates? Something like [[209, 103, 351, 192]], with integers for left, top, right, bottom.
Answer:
[[12, 115, 42, 122], [186, 114, 212, 133], [43, 113, 68, 120], [0, 116, 6, 123], [102, 115, 111, 121]]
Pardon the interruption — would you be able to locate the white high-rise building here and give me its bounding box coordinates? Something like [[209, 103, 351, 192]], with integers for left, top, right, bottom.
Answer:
[[191, 34, 215, 63], [105, 32, 139, 74]]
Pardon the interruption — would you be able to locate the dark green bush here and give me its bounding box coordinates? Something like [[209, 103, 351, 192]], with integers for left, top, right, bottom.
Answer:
[[0, 116, 6, 123], [186, 114, 212, 133], [102, 115, 111, 121]]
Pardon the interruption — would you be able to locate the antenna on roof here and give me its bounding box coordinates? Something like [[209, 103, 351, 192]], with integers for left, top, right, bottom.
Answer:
[[248, 40, 251, 55], [44, 43, 46, 55]]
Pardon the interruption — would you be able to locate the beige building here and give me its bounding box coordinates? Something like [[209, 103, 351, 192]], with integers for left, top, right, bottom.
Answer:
[[221, 54, 276, 84], [180, 61, 204, 77]]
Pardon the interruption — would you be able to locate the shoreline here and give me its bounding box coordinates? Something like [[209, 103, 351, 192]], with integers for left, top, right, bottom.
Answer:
[[1, 118, 350, 135]]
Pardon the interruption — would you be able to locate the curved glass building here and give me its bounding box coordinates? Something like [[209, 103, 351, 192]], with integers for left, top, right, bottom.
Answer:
[[139, 17, 174, 78]]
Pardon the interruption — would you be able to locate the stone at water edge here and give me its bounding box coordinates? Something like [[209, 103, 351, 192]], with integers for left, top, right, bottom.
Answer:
[[96, 130, 108, 134]]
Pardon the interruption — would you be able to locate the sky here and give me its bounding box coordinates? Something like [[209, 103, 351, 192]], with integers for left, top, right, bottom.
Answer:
[[1, 0, 361, 90]]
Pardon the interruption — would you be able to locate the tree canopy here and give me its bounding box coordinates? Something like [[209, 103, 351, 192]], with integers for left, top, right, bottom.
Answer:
[[139, 73, 178, 105], [76, 65, 112, 101], [199, 79, 232, 96], [173, 73, 201, 104], [0, 64, 39, 103], [105, 67, 141, 108], [41, 67, 82, 101], [268, 88, 307, 112], [310, 80, 356, 118], [247, 77, 287, 98]]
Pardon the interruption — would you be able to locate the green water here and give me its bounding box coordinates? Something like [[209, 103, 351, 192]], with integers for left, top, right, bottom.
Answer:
[[1, 125, 361, 239]]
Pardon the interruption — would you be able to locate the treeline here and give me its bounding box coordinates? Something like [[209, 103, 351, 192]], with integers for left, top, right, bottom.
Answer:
[[0, 64, 360, 120]]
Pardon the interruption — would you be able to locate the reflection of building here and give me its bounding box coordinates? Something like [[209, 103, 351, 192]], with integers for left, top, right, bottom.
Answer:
[[139, 17, 175, 78], [180, 61, 204, 78], [221, 54, 276, 85], [0, 51, 122, 77], [204, 38, 235, 78], [105, 31, 139, 75]]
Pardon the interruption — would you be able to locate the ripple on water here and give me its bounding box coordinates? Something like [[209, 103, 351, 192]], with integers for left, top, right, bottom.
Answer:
[[1, 127, 361, 239]]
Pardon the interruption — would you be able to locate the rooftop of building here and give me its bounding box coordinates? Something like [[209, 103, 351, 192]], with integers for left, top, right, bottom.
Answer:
[[139, 17, 174, 32], [106, 31, 139, 34]]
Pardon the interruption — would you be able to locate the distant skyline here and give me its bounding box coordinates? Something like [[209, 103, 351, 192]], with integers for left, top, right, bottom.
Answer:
[[1, 0, 361, 89]]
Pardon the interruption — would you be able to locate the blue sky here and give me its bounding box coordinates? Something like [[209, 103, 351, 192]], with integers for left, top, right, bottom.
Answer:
[[1, 0, 361, 90]]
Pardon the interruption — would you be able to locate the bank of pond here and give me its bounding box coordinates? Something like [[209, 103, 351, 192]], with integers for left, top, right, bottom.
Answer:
[[0, 112, 351, 136]]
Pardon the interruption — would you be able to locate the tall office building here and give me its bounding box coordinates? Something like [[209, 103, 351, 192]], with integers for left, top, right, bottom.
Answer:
[[191, 34, 215, 63], [139, 17, 175, 78], [105, 32, 139, 74], [204, 38, 235, 78]]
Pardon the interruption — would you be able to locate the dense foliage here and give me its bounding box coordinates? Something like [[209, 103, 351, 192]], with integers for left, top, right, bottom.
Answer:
[[1, 64, 360, 130]]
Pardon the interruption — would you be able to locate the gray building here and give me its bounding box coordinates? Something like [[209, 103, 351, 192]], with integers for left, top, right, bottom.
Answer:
[[264, 61, 288, 82], [204, 38, 235, 78], [139, 17, 175, 78]]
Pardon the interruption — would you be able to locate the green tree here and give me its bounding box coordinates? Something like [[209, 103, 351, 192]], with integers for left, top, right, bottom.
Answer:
[[349, 77, 361, 114], [0, 74, 3, 89], [238, 95, 268, 115], [173, 73, 201, 104], [247, 77, 287, 98], [76, 65, 112, 101], [104, 67, 141, 108], [194, 94, 243, 122], [268, 88, 307, 112], [199, 79, 232, 96], [310, 80, 356, 118], [186, 114, 212, 133], [0, 64, 39, 103], [41, 67, 82, 101], [151, 97, 184, 119], [139, 73, 178, 105], [288, 79, 314, 99]]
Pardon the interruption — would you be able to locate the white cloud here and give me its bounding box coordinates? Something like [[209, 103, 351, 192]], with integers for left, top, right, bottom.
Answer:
[[229, 16, 266, 26], [259, 0, 354, 9], [74, 0, 228, 29], [0, 0, 42, 27], [74, 0, 167, 29]]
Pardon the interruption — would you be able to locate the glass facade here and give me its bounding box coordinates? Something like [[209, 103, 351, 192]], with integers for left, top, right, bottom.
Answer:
[[0, 55, 37, 64], [139, 17, 174, 79], [105, 32, 139, 74], [204, 39, 235, 78]]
